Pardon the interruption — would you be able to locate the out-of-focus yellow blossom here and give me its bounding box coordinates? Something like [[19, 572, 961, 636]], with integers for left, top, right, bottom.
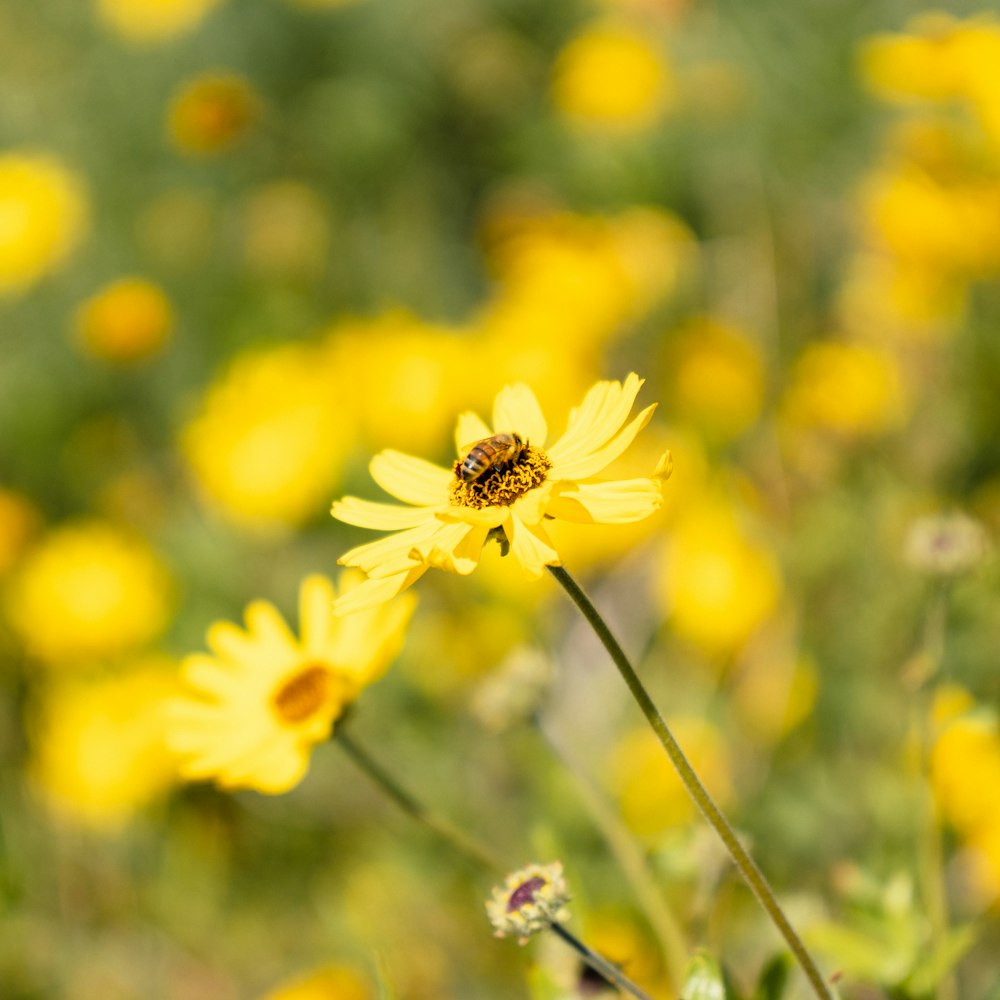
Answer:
[[0, 152, 87, 297], [181, 341, 348, 532], [862, 163, 1000, 276], [243, 181, 330, 279], [583, 911, 671, 998], [96, 0, 222, 44], [74, 277, 173, 363], [0, 489, 41, 577], [322, 312, 469, 455], [781, 341, 905, 439], [611, 720, 732, 836], [168, 72, 261, 156], [30, 659, 179, 830], [259, 964, 372, 1000], [5, 520, 172, 666], [669, 317, 765, 442], [731, 653, 818, 745], [659, 500, 782, 656], [837, 252, 966, 342], [169, 573, 414, 793], [331, 374, 670, 614], [551, 23, 675, 130]]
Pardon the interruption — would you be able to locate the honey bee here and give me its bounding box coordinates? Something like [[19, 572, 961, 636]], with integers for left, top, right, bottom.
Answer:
[[458, 432, 526, 482]]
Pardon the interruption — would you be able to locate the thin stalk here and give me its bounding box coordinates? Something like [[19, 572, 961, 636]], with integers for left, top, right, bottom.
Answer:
[[536, 719, 688, 992], [550, 921, 657, 1000], [549, 565, 834, 1000], [334, 727, 501, 873]]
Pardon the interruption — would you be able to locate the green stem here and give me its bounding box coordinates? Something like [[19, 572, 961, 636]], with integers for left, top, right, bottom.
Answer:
[[334, 727, 501, 873], [550, 921, 657, 1000], [536, 720, 688, 992], [549, 565, 834, 1000]]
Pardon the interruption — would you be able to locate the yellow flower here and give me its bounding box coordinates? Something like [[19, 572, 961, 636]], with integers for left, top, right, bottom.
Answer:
[[168, 72, 261, 156], [181, 341, 349, 532], [259, 964, 372, 1000], [331, 374, 669, 613], [74, 277, 173, 363], [97, 0, 223, 43], [30, 659, 179, 830], [0, 488, 41, 577], [0, 152, 87, 297], [5, 520, 172, 666], [551, 23, 675, 130], [169, 573, 415, 793]]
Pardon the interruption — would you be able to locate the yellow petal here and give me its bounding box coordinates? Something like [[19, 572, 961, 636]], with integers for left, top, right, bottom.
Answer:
[[418, 522, 490, 575], [369, 450, 452, 505], [492, 382, 548, 445], [333, 565, 428, 615], [299, 574, 335, 655], [547, 373, 644, 468], [454, 410, 493, 455], [331, 496, 435, 530], [549, 402, 656, 481], [338, 520, 442, 576], [545, 478, 663, 524], [504, 515, 560, 578]]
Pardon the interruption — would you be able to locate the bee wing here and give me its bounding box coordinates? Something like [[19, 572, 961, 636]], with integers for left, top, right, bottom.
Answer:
[[454, 411, 492, 456]]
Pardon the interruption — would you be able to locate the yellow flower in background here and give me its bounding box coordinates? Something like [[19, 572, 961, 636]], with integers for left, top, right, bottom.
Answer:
[[331, 374, 669, 614], [611, 721, 732, 836], [181, 341, 348, 532], [242, 181, 330, 279], [96, 0, 222, 43], [669, 317, 765, 442], [0, 152, 87, 297], [5, 520, 172, 666], [168, 72, 261, 156], [30, 660, 179, 830], [169, 573, 414, 793], [0, 488, 41, 577], [730, 652, 818, 745], [659, 499, 782, 656], [260, 964, 372, 1000], [781, 340, 904, 439], [552, 22, 675, 130], [74, 277, 173, 363]]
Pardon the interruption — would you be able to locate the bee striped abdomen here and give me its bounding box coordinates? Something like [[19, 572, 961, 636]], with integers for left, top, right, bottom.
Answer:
[[459, 433, 525, 482]]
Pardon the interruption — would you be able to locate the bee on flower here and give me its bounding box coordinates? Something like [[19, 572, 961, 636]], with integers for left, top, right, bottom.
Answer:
[[330, 373, 671, 614]]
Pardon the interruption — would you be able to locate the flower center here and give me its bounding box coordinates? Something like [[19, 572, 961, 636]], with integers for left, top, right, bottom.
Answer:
[[449, 446, 551, 510], [272, 663, 336, 724], [507, 876, 547, 912]]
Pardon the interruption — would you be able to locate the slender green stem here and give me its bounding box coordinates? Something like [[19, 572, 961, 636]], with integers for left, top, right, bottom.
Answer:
[[550, 921, 657, 1000], [536, 720, 688, 991], [549, 565, 834, 1000], [334, 727, 501, 873]]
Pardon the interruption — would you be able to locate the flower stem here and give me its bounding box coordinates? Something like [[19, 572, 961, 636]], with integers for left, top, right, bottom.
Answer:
[[334, 727, 501, 873], [549, 921, 657, 1000], [548, 565, 834, 1000]]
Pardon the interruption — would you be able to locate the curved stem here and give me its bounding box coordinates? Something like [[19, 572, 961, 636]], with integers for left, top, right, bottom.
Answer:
[[550, 922, 657, 1000], [549, 565, 834, 1000], [334, 727, 502, 873]]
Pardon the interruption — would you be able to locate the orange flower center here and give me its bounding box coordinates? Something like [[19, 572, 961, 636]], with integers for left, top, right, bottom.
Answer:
[[449, 446, 551, 510], [272, 664, 337, 724]]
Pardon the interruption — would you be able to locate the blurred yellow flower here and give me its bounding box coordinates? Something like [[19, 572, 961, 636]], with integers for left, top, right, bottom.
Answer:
[[168, 72, 261, 156], [552, 23, 675, 130], [731, 653, 818, 745], [659, 500, 782, 656], [97, 0, 223, 43], [583, 910, 670, 998], [781, 340, 904, 438], [30, 659, 179, 830], [331, 374, 669, 613], [74, 277, 173, 363], [0, 488, 41, 577], [611, 720, 732, 836], [243, 181, 330, 279], [0, 152, 87, 297], [169, 573, 414, 793], [181, 341, 349, 532], [260, 964, 372, 1000], [5, 520, 172, 666], [669, 317, 765, 442]]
